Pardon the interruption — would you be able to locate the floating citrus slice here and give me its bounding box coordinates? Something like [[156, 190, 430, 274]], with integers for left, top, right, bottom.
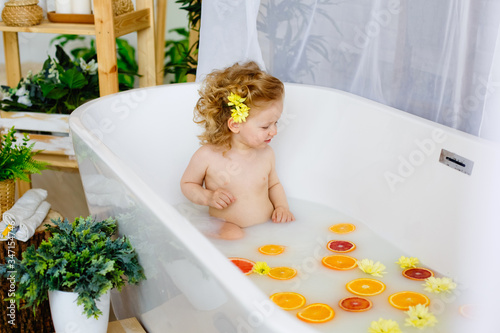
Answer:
[[268, 267, 297, 280], [346, 278, 386, 296], [258, 244, 285, 255], [329, 223, 356, 234], [229, 257, 255, 275], [297, 303, 335, 323], [322, 255, 357, 270], [270, 292, 306, 310], [388, 291, 430, 310], [459, 304, 477, 319], [402, 267, 434, 280], [338, 296, 373, 312], [327, 240, 356, 253]]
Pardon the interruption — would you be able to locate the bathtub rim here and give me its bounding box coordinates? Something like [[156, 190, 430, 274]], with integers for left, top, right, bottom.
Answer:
[[69, 89, 318, 332]]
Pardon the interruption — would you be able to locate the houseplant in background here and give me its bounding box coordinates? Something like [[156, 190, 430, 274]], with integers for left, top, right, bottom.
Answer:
[[0, 35, 139, 114], [0, 216, 146, 332], [0, 126, 48, 215], [0, 44, 99, 114], [163, 0, 200, 83]]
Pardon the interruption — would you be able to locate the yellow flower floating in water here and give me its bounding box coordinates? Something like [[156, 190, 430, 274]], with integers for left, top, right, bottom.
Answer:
[[228, 92, 250, 123], [404, 304, 438, 329], [368, 318, 402, 333], [357, 259, 387, 277], [423, 276, 457, 293], [396, 256, 419, 269], [252, 261, 270, 275]]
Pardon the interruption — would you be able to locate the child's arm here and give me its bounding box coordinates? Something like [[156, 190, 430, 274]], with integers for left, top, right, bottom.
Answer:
[[268, 150, 295, 223], [180, 147, 235, 209]]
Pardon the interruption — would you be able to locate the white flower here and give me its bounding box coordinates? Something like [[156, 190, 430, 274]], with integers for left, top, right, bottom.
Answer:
[[80, 58, 98, 75], [47, 60, 60, 82], [26, 70, 34, 81], [15, 86, 28, 97], [17, 95, 32, 107], [0, 87, 12, 100]]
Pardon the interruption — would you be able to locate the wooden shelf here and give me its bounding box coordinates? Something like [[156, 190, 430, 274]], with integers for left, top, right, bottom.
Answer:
[[0, 0, 156, 97], [0, 20, 95, 35], [0, 0, 158, 197]]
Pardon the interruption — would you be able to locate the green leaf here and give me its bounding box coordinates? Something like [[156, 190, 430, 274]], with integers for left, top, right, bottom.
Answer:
[[55, 44, 73, 68], [59, 67, 87, 89], [42, 84, 68, 100]]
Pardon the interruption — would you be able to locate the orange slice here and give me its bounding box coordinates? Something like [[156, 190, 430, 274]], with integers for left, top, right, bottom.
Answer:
[[258, 244, 285, 255], [346, 278, 386, 296], [229, 257, 255, 275], [297, 303, 335, 323], [329, 223, 356, 234], [322, 255, 357, 270], [338, 296, 373, 312], [268, 267, 297, 280], [402, 267, 434, 280], [388, 291, 430, 310], [270, 292, 306, 310], [327, 240, 356, 253]]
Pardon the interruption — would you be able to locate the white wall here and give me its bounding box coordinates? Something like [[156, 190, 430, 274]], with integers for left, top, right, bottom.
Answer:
[[0, 0, 188, 68]]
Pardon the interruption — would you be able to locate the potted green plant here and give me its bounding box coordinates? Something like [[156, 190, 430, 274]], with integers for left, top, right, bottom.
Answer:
[[0, 45, 99, 114], [0, 126, 48, 214], [0, 216, 146, 332]]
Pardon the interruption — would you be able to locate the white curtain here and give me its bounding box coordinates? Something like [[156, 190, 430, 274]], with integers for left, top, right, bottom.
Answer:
[[197, 0, 500, 142]]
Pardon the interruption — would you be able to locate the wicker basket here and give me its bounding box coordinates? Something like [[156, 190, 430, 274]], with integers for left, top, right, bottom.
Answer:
[[112, 0, 134, 16], [0, 179, 15, 216], [1, 0, 43, 27]]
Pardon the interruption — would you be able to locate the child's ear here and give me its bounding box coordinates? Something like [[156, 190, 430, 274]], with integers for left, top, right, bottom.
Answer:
[[228, 118, 240, 133]]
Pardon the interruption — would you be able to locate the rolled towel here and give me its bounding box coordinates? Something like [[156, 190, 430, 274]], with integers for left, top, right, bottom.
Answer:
[[15, 201, 51, 242], [3, 189, 48, 227]]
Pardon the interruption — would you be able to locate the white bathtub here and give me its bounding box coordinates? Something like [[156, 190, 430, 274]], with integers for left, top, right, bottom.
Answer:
[[69, 83, 500, 332]]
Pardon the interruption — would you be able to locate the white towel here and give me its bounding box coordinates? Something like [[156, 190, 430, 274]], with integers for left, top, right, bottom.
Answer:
[[3, 189, 48, 227], [15, 201, 51, 242]]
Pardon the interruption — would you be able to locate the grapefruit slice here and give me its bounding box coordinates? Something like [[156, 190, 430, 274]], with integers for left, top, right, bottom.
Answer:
[[322, 255, 357, 270], [270, 292, 306, 310], [258, 244, 285, 255], [402, 267, 434, 280], [346, 278, 386, 296], [329, 223, 356, 234], [268, 267, 297, 280], [327, 240, 356, 253], [338, 296, 373, 312], [297, 303, 335, 323], [388, 291, 430, 310], [229, 257, 255, 275]]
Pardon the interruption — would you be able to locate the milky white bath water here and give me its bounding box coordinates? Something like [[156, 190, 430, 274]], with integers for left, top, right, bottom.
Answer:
[[180, 198, 475, 332]]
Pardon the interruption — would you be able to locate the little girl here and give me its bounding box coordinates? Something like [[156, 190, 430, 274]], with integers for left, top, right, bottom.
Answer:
[[180, 61, 295, 239]]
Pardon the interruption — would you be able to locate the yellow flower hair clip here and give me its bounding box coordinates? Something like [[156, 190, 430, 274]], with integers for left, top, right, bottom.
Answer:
[[228, 92, 250, 123]]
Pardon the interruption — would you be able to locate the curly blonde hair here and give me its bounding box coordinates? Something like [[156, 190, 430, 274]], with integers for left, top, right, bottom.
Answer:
[[194, 61, 284, 150]]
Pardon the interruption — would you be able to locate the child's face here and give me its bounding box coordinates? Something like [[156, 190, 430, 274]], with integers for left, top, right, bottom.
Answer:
[[235, 98, 283, 149]]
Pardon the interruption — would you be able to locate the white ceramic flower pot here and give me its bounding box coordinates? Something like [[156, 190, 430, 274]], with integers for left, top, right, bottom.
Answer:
[[49, 290, 110, 333]]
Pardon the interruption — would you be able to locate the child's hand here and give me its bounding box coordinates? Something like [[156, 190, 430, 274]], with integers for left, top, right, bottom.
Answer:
[[209, 188, 236, 209], [272, 206, 295, 223]]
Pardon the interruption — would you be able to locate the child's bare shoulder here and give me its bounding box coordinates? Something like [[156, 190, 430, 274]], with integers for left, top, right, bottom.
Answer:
[[262, 145, 276, 159], [192, 144, 223, 160]]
